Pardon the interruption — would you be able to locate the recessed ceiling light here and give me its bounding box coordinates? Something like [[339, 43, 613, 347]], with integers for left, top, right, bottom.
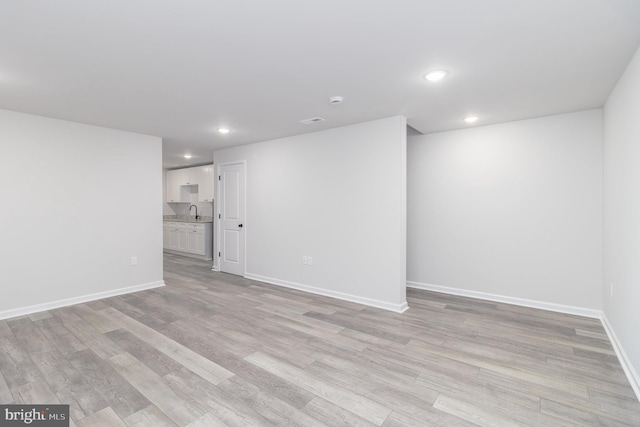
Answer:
[[184, 154, 192, 159], [464, 116, 479, 124], [217, 128, 230, 134], [424, 70, 449, 82]]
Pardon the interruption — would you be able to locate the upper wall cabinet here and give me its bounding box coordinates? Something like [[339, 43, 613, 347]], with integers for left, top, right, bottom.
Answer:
[[171, 168, 198, 186], [197, 165, 215, 202], [166, 165, 214, 203], [166, 169, 187, 202]]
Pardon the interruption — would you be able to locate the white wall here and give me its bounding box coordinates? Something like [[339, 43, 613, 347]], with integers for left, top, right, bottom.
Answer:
[[407, 110, 603, 312], [0, 109, 163, 317], [214, 116, 407, 312], [603, 46, 640, 395]]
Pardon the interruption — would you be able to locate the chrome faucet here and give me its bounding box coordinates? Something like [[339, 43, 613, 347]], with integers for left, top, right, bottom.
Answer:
[[189, 204, 199, 220]]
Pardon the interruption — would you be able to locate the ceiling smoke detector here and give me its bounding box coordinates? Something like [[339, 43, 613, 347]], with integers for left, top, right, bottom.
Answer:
[[329, 96, 344, 105], [299, 117, 326, 124]]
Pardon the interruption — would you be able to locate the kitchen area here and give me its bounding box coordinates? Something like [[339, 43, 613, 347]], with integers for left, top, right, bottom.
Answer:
[[163, 164, 214, 260]]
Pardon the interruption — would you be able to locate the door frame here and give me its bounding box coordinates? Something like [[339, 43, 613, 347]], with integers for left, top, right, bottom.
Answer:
[[213, 160, 247, 275]]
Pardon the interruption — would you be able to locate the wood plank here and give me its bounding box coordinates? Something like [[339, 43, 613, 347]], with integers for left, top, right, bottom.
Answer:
[[185, 412, 227, 427], [100, 307, 234, 385], [70, 305, 120, 334], [104, 329, 183, 378], [29, 349, 108, 420], [76, 407, 127, 427], [306, 360, 454, 425], [7, 318, 57, 353], [11, 379, 60, 405], [382, 410, 476, 427], [245, 351, 392, 425], [0, 370, 13, 403], [123, 405, 177, 427], [302, 397, 377, 427], [216, 375, 326, 427], [68, 349, 151, 419], [433, 394, 569, 427], [32, 317, 88, 357], [58, 319, 124, 360], [0, 320, 14, 337], [163, 367, 272, 426], [0, 337, 44, 389], [108, 352, 205, 426]]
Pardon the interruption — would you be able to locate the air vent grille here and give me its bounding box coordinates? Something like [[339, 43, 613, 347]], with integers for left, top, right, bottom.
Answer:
[[299, 117, 325, 125]]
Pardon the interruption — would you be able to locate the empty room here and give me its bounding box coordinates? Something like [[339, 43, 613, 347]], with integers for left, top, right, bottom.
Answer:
[[1, 1, 640, 426]]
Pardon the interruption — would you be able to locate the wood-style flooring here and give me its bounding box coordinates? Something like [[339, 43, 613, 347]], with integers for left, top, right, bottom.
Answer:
[[1, 253, 639, 426]]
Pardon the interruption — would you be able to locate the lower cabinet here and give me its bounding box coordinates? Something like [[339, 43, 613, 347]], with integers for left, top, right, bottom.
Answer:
[[163, 221, 212, 259], [187, 224, 205, 253]]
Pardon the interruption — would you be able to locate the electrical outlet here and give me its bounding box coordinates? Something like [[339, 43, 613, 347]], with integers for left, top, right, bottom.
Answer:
[[302, 256, 308, 265], [308, 257, 312, 265], [131, 256, 138, 266], [610, 282, 614, 296]]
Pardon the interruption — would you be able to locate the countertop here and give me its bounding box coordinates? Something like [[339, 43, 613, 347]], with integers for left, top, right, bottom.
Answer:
[[163, 215, 213, 224]]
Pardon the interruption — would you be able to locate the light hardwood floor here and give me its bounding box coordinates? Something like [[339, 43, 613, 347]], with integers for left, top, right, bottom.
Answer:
[[1, 253, 639, 426]]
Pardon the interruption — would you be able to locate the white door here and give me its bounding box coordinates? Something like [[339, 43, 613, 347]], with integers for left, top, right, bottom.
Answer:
[[218, 162, 245, 275]]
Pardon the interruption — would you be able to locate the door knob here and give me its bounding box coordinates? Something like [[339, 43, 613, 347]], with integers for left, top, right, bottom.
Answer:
[[238, 224, 243, 228]]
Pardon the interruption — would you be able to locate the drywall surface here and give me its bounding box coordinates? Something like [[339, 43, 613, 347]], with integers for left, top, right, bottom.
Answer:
[[0, 109, 163, 315], [603, 45, 640, 394], [214, 116, 407, 311], [408, 110, 603, 310]]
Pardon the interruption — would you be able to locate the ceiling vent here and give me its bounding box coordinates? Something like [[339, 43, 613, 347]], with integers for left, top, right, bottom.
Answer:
[[299, 117, 325, 125]]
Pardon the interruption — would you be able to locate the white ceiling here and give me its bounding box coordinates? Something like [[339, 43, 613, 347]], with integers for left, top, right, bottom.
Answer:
[[1, 1, 639, 168]]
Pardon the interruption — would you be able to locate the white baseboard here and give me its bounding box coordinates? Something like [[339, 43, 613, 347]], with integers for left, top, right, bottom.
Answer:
[[245, 273, 409, 313], [600, 313, 640, 402], [0, 280, 165, 321], [406, 281, 601, 318]]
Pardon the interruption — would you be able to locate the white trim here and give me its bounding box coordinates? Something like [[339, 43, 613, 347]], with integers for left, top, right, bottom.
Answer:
[[0, 281, 165, 321], [406, 281, 601, 318], [246, 272, 409, 313], [600, 313, 640, 402]]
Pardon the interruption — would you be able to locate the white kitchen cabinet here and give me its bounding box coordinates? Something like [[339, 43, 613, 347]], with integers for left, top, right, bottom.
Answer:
[[168, 222, 179, 248], [187, 224, 205, 253], [164, 221, 212, 260], [197, 165, 215, 202], [166, 165, 214, 203], [167, 222, 187, 251], [166, 170, 188, 202], [178, 226, 188, 250], [170, 168, 198, 186]]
